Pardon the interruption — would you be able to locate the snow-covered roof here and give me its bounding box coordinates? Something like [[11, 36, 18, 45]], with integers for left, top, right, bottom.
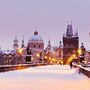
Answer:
[[1, 50, 16, 54], [28, 31, 43, 43]]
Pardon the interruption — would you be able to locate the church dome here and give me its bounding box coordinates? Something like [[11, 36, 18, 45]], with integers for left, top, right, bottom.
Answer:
[[28, 31, 43, 43]]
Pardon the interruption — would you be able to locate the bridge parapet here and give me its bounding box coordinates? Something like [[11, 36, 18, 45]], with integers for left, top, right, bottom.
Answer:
[[72, 63, 90, 78]]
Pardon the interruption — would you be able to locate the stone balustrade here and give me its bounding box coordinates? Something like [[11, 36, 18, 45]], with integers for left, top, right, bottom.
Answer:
[[72, 63, 90, 78]]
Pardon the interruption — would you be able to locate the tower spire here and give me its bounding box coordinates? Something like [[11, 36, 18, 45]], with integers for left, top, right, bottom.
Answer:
[[66, 22, 73, 37], [48, 36, 50, 45], [47, 36, 51, 51], [21, 35, 25, 48], [13, 35, 19, 50], [59, 40, 62, 48]]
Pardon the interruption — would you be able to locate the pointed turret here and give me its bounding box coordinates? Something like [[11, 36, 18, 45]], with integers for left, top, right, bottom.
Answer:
[[59, 41, 62, 48], [13, 35, 18, 44], [47, 37, 51, 51], [13, 35, 19, 50], [66, 24, 73, 37], [21, 35, 25, 48], [48, 37, 50, 45], [74, 31, 78, 37]]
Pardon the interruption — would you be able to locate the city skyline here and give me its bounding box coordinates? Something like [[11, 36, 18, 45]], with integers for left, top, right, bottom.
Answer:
[[0, 0, 90, 50]]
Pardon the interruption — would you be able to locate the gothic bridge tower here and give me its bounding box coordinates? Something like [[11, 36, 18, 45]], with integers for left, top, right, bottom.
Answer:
[[63, 24, 79, 64]]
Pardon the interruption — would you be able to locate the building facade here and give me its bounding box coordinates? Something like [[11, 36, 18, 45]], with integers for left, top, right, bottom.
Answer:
[[28, 31, 44, 49], [25, 31, 44, 63], [63, 24, 79, 64], [13, 36, 19, 50]]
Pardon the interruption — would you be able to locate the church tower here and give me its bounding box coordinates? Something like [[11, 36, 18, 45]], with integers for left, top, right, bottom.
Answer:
[[63, 24, 79, 64], [47, 37, 51, 51], [59, 41, 62, 48], [13, 36, 19, 50], [21, 35, 25, 48]]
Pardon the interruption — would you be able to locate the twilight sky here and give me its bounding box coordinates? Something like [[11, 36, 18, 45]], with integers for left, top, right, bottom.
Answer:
[[0, 0, 90, 50]]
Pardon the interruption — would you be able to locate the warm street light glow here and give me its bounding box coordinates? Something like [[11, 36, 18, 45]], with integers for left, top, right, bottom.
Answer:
[[73, 54, 76, 58], [52, 51, 55, 54], [31, 57, 34, 60], [78, 48, 82, 55], [36, 53, 40, 58], [67, 54, 77, 64], [68, 56, 73, 62], [49, 57, 51, 60], [58, 60, 63, 65], [18, 48, 23, 55], [52, 58, 57, 62], [61, 61, 63, 65], [45, 56, 47, 59]]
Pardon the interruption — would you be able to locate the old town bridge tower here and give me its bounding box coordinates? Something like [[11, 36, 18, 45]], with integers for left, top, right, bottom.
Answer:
[[63, 24, 79, 64]]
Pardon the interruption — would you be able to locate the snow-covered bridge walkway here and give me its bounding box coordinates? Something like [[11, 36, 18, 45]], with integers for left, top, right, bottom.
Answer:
[[0, 65, 90, 90]]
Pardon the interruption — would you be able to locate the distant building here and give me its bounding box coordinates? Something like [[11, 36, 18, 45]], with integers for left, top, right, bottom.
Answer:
[[21, 35, 25, 48], [26, 31, 44, 63], [63, 24, 79, 64], [51, 41, 63, 64], [0, 50, 19, 65], [13, 36, 19, 50], [28, 31, 44, 49], [45, 37, 51, 51], [44, 40, 63, 64]]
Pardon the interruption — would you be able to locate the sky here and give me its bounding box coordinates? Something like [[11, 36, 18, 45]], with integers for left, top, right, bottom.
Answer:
[[0, 0, 90, 50]]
